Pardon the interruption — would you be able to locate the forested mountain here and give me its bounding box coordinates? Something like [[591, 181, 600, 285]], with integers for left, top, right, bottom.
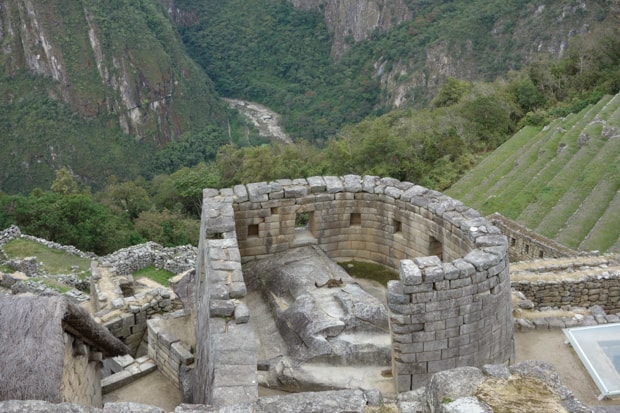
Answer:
[[0, 0, 233, 192], [176, 0, 614, 141], [1, 0, 615, 193], [0, 0, 618, 255]]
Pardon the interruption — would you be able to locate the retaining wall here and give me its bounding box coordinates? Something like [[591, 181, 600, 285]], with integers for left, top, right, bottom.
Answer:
[[195, 175, 514, 400], [488, 213, 583, 261], [511, 258, 620, 314]]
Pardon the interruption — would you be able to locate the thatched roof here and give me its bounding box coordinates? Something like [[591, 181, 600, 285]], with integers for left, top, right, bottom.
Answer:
[[0, 295, 128, 402]]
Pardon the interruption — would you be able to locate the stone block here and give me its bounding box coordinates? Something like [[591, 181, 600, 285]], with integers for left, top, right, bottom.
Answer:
[[229, 282, 247, 298], [428, 358, 456, 373], [233, 185, 248, 202], [400, 260, 422, 285], [211, 385, 258, 407], [101, 370, 132, 393], [396, 374, 413, 393], [171, 342, 194, 365], [210, 299, 235, 317], [343, 175, 362, 192], [284, 185, 308, 198], [306, 176, 327, 192], [234, 302, 250, 324], [213, 365, 257, 388], [324, 176, 344, 193], [158, 331, 179, 349]]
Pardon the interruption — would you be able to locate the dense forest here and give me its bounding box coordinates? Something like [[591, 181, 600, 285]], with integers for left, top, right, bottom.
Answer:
[[0, 0, 619, 254]]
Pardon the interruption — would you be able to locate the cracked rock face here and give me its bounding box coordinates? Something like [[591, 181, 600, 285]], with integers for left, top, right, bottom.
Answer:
[[243, 246, 390, 365]]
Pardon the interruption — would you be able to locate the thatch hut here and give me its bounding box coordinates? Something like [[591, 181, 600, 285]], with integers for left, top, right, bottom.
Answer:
[[0, 295, 128, 407]]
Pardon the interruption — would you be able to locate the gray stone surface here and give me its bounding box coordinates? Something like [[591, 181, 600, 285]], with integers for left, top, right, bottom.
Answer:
[[440, 397, 493, 413], [425, 366, 485, 413], [242, 246, 390, 364]]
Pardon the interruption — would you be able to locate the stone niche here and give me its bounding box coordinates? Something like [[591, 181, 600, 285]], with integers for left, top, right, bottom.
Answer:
[[195, 175, 514, 402]]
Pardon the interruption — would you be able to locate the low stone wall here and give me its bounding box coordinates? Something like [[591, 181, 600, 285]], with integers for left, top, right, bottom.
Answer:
[[513, 275, 620, 314], [99, 242, 197, 276], [147, 314, 194, 388], [0, 225, 96, 259]]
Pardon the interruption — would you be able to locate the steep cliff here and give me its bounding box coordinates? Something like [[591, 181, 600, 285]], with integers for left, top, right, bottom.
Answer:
[[289, 0, 613, 107], [289, 0, 412, 59], [1, 0, 223, 139], [0, 0, 226, 191]]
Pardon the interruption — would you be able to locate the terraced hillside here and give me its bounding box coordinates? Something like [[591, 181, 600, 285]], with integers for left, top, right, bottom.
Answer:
[[447, 93, 620, 254]]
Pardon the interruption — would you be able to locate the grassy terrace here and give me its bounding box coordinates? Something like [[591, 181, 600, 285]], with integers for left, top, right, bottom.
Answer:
[[447, 93, 620, 254], [2, 238, 91, 276]]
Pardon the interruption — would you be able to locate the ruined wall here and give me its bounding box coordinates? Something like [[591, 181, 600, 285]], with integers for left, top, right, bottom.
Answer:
[[61, 332, 102, 407], [147, 315, 194, 387], [196, 175, 513, 399]]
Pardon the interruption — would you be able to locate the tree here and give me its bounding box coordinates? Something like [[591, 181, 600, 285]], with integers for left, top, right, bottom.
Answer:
[[171, 163, 222, 217], [432, 78, 472, 107], [98, 180, 152, 221], [50, 167, 79, 195]]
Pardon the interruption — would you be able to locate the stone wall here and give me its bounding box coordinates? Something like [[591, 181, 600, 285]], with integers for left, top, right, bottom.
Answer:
[[511, 256, 620, 314], [61, 332, 102, 407], [147, 313, 194, 388], [488, 213, 583, 261], [192, 191, 256, 406], [0, 225, 95, 259], [196, 175, 514, 400], [99, 242, 197, 276]]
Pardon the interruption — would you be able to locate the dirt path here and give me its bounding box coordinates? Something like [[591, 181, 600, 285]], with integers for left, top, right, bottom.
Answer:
[[103, 370, 180, 412]]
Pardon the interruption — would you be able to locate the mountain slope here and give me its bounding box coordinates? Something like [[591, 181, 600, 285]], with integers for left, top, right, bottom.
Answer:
[[447, 93, 620, 254], [0, 0, 228, 192]]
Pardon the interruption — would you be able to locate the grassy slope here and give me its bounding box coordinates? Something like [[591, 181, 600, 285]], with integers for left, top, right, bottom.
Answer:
[[447, 93, 620, 254]]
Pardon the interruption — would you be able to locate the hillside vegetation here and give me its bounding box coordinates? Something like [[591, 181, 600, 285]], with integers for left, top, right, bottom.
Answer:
[[447, 93, 620, 254]]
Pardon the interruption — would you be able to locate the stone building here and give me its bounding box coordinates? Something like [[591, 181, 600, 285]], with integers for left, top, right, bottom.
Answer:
[[0, 295, 128, 407], [193, 175, 515, 403]]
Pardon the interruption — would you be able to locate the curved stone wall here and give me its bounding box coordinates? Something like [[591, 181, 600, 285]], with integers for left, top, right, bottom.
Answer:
[[195, 175, 514, 401]]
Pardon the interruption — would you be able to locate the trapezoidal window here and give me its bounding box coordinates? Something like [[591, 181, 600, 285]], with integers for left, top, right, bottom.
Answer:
[[294, 211, 316, 246], [429, 236, 443, 261], [247, 224, 259, 238], [350, 213, 361, 226], [393, 219, 402, 234]]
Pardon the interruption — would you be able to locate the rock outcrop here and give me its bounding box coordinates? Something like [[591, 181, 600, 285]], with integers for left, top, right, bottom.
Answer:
[[289, 0, 411, 59], [243, 246, 390, 365]]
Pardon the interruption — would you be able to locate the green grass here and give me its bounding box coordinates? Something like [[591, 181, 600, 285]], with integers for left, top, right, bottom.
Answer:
[[133, 266, 175, 286], [2, 239, 91, 275], [338, 260, 399, 285]]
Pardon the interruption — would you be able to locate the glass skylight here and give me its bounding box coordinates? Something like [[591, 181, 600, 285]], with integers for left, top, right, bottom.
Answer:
[[564, 324, 620, 400]]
